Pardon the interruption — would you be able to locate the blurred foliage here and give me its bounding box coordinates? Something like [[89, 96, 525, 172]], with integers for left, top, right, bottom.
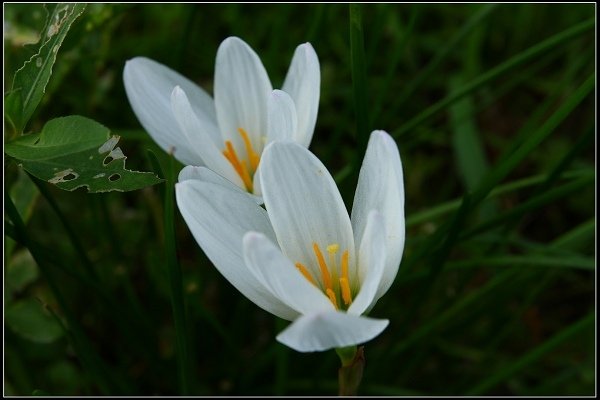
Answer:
[[3, 3, 595, 396]]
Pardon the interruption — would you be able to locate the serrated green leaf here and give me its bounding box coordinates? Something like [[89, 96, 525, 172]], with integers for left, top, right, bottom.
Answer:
[[5, 298, 64, 344], [4, 115, 164, 193], [5, 3, 86, 134]]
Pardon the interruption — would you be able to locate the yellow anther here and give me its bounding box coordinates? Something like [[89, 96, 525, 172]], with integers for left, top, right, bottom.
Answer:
[[295, 262, 317, 286], [313, 243, 332, 291], [223, 140, 253, 192], [327, 244, 340, 254], [238, 128, 260, 172], [341, 250, 349, 281], [340, 277, 352, 306], [326, 288, 338, 309]]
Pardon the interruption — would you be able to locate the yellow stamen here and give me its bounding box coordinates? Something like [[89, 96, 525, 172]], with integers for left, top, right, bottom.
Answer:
[[327, 243, 340, 278], [341, 250, 349, 281], [313, 243, 332, 291], [326, 288, 338, 309], [295, 262, 317, 286], [340, 250, 352, 305], [340, 277, 352, 305], [238, 128, 260, 172], [222, 140, 253, 192]]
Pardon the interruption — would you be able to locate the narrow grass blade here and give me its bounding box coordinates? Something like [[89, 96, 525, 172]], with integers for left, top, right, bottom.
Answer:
[[393, 18, 594, 138], [349, 4, 370, 151], [462, 173, 593, 239], [393, 4, 497, 113], [390, 269, 515, 356], [27, 172, 98, 280], [163, 154, 192, 394], [448, 255, 594, 271], [466, 312, 594, 395], [4, 193, 122, 394], [370, 6, 419, 123], [471, 73, 593, 204]]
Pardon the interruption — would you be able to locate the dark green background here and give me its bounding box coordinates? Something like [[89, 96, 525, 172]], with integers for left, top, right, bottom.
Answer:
[[4, 3, 595, 396]]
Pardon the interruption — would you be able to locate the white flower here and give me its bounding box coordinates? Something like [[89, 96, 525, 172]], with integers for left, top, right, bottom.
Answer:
[[175, 131, 405, 352], [123, 36, 320, 195]]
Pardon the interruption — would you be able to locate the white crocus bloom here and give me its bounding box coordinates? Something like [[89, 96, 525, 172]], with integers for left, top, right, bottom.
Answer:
[[123, 36, 319, 195], [176, 131, 404, 352]]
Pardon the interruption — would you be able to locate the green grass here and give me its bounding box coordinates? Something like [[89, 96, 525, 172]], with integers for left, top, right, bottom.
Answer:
[[4, 3, 595, 396]]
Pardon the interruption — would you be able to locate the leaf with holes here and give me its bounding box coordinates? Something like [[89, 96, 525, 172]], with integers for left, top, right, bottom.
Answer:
[[5, 3, 87, 134], [4, 115, 164, 192]]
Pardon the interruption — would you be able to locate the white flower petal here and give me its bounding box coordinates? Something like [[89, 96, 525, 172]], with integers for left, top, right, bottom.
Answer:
[[175, 180, 297, 320], [171, 86, 243, 187], [282, 43, 320, 148], [351, 131, 405, 300], [276, 311, 389, 352], [260, 141, 355, 285], [348, 211, 386, 316], [266, 90, 298, 143], [178, 165, 263, 204], [123, 57, 219, 165], [214, 37, 272, 153], [243, 232, 334, 315]]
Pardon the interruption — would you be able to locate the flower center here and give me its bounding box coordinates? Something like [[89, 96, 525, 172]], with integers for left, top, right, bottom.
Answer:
[[222, 128, 260, 192], [295, 242, 353, 310]]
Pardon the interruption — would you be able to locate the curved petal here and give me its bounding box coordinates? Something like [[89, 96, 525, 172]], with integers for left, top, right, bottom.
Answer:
[[260, 141, 355, 287], [351, 131, 405, 301], [171, 86, 243, 187], [178, 165, 263, 204], [348, 211, 386, 316], [276, 311, 389, 352], [243, 232, 334, 315], [282, 43, 320, 148], [175, 180, 297, 320], [214, 37, 272, 153], [266, 90, 298, 143], [123, 57, 219, 165]]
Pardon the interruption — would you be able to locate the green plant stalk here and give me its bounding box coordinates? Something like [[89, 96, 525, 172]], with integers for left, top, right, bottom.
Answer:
[[391, 269, 515, 356], [391, 4, 497, 115], [466, 312, 594, 395], [448, 255, 594, 271], [552, 218, 595, 251], [4, 192, 119, 394], [336, 346, 364, 396], [5, 223, 162, 368], [370, 6, 419, 123], [163, 154, 191, 395], [349, 4, 370, 162], [393, 18, 594, 138], [416, 72, 593, 278], [461, 174, 593, 240], [405, 169, 589, 227], [471, 73, 594, 204], [27, 172, 98, 280]]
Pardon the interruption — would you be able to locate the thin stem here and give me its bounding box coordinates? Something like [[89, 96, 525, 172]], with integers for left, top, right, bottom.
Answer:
[[349, 3, 370, 186], [337, 346, 365, 396], [163, 153, 191, 395], [27, 172, 98, 280]]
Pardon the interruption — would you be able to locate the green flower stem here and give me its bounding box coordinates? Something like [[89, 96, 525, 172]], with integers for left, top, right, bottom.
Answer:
[[4, 192, 119, 394], [348, 3, 371, 193], [336, 346, 365, 396], [27, 172, 98, 280], [163, 153, 192, 395]]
